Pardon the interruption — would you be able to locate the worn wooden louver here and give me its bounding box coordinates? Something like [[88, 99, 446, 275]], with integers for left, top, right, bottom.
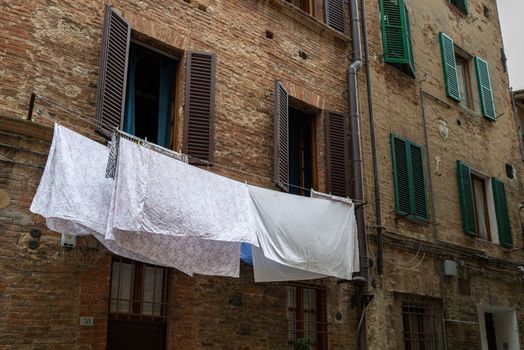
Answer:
[[274, 81, 289, 192], [325, 111, 349, 197], [95, 5, 131, 138], [475, 57, 496, 121], [391, 135, 428, 221], [456, 161, 476, 235], [325, 0, 345, 33], [185, 51, 216, 163], [379, 0, 415, 76], [409, 144, 427, 219], [391, 136, 411, 215], [439, 32, 461, 102], [492, 178, 513, 247]]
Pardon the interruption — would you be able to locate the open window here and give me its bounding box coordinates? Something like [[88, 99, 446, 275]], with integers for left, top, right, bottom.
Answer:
[[454, 48, 481, 113], [122, 42, 177, 148], [456, 161, 513, 247], [289, 106, 317, 196], [439, 32, 496, 120], [283, 0, 345, 33], [95, 6, 216, 162], [274, 81, 349, 197]]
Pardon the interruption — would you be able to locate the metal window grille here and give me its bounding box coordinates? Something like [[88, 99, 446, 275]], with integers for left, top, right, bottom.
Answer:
[[288, 281, 328, 350], [401, 301, 436, 350], [109, 256, 169, 322]]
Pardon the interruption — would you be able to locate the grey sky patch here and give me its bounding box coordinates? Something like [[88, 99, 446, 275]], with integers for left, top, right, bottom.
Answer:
[[497, 0, 524, 91]]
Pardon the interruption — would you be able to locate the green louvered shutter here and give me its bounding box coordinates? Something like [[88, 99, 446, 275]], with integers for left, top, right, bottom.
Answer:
[[403, 4, 415, 76], [475, 57, 496, 120], [391, 135, 411, 216], [380, 0, 406, 63], [456, 161, 476, 235], [410, 143, 427, 220], [451, 0, 468, 14], [379, 0, 415, 76], [439, 33, 461, 101], [492, 179, 513, 247]]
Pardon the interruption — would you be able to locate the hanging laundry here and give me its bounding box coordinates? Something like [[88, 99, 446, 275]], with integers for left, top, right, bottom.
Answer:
[[248, 185, 359, 281], [31, 124, 241, 277], [108, 137, 258, 246]]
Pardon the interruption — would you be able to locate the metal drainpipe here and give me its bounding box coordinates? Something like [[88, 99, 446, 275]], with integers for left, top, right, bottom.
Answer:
[[359, 0, 384, 274], [348, 0, 372, 349]]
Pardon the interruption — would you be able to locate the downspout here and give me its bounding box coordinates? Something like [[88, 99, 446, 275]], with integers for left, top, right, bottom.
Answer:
[[348, 1, 372, 349], [360, 0, 384, 274]]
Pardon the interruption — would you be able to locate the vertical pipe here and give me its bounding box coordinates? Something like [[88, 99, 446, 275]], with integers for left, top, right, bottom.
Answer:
[[359, 0, 383, 274], [348, 0, 368, 291], [347, 1, 371, 350]]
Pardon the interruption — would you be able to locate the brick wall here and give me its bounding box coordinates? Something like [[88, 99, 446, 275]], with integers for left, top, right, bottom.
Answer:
[[1, 0, 523, 349]]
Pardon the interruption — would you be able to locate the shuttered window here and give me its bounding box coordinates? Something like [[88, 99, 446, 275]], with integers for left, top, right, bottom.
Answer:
[[475, 57, 496, 121], [95, 5, 131, 138], [450, 0, 468, 14], [456, 161, 477, 235], [492, 178, 513, 247], [379, 0, 415, 77], [184, 52, 216, 163], [325, 111, 349, 196], [390, 135, 428, 221], [274, 81, 290, 192], [439, 33, 461, 102], [325, 0, 345, 33]]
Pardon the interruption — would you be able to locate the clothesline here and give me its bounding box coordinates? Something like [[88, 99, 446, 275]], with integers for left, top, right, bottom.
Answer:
[[33, 94, 362, 202]]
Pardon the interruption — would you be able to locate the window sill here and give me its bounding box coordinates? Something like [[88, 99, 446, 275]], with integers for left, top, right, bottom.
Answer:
[[395, 213, 430, 225], [264, 0, 349, 43], [466, 235, 513, 251]]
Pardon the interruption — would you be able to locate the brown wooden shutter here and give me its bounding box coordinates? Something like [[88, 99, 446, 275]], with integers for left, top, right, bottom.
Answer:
[[184, 51, 216, 163], [325, 0, 345, 33], [274, 81, 289, 192], [95, 5, 131, 138], [325, 111, 349, 196]]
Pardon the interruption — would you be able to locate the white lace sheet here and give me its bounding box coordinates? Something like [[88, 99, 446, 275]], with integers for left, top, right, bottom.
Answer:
[[249, 185, 360, 281], [30, 125, 241, 277]]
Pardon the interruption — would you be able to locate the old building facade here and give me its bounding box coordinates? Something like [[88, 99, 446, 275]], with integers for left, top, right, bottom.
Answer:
[[0, 0, 522, 349]]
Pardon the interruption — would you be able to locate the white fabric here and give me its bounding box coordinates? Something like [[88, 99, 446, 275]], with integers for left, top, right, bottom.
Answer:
[[31, 124, 241, 277], [249, 185, 359, 281], [252, 246, 325, 282], [109, 137, 258, 246]]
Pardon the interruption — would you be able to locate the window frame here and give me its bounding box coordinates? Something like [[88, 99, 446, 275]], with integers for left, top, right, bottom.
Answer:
[[109, 256, 169, 322], [456, 161, 514, 246], [454, 46, 482, 113], [288, 281, 328, 350], [394, 294, 441, 350], [286, 0, 314, 15], [470, 173, 492, 241]]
